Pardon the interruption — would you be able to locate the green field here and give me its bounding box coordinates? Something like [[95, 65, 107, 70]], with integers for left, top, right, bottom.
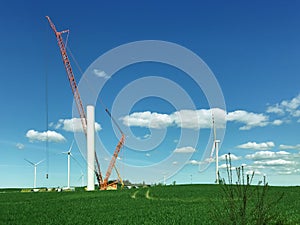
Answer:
[[0, 185, 299, 224]]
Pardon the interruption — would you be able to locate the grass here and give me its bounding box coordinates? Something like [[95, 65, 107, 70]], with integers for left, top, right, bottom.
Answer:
[[0, 185, 299, 224]]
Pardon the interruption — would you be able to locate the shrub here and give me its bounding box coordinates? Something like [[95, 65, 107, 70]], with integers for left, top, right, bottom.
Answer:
[[211, 153, 284, 225]]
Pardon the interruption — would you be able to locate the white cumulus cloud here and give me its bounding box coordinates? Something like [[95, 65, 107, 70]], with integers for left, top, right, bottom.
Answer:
[[16, 143, 25, 150], [267, 94, 300, 117], [172, 108, 226, 129], [122, 111, 173, 129], [237, 141, 275, 150], [55, 118, 102, 132], [173, 146, 196, 153], [188, 159, 201, 165], [121, 108, 226, 130], [227, 110, 269, 130], [272, 119, 283, 126], [219, 163, 236, 170], [279, 144, 300, 150], [26, 130, 66, 143], [121, 108, 278, 131], [266, 104, 285, 115], [93, 69, 110, 79], [219, 153, 241, 161], [245, 150, 290, 160], [254, 159, 295, 166]]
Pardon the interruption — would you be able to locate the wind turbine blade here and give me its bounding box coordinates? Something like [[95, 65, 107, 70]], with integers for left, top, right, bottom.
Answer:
[[77, 174, 84, 181], [70, 154, 83, 169], [24, 158, 34, 166], [68, 140, 74, 153], [210, 144, 216, 158], [36, 159, 45, 166]]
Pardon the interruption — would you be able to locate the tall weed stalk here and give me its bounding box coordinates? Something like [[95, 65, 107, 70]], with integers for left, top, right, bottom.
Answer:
[[210, 153, 284, 225]]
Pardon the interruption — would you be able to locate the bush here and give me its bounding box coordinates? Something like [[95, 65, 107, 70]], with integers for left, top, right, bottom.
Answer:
[[211, 153, 285, 225]]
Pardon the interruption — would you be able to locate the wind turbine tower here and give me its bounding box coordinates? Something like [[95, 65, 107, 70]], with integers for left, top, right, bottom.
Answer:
[[212, 112, 221, 184], [25, 159, 44, 189]]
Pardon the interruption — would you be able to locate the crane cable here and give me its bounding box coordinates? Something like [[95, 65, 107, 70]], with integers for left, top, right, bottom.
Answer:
[[45, 24, 49, 179], [66, 46, 123, 135], [66, 44, 125, 182]]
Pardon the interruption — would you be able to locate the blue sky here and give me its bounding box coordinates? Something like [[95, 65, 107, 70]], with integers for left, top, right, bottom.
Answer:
[[0, 1, 300, 188]]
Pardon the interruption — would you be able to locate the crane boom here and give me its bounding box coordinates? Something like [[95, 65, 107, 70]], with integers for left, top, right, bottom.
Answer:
[[46, 16, 103, 185], [114, 164, 124, 189], [101, 134, 125, 190], [47, 16, 125, 190], [46, 16, 87, 134]]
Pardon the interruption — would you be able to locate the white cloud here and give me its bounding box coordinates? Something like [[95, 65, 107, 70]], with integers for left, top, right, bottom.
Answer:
[[121, 111, 173, 129], [172, 108, 226, 129], [188, 159, 201, 165], [237, 141, 275, 150], [292, 110, 300, 117], [254, 159, 295, 166], [266, 104, 285, 115], [219, 163, 236, 170], [16, 143, 24, 150], [281, 94, 300, 110], [245, 150, 290, 160], [121, 108, 226, 130], [279, 144, 300, 150], [26, 130, 66, 143], [219, 153, 241, 161], [272, 119, 283, 126], [55, 118, 101, 132], [173, 146, 196, 153], [227, 110, 269, 130], [267, 94, 300, 117], [246, 170, 262, 175], [121, 108, 279, 131], [93, 69, 110, 79]]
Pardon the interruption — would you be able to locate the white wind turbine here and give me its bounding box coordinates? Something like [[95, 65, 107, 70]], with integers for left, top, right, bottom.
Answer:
[[62, 140, 74, 189], [210, 112, 220, 184], [25, 159, 44, 189]]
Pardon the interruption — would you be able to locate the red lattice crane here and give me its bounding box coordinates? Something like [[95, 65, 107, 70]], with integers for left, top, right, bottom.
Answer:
[[46, 16, 125, 190]]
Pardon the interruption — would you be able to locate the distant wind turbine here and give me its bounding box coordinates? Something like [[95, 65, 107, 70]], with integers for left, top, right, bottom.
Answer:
[[62, 140, 74, 189], [210, 111, 220, 184], [25, 159, 44, 189]]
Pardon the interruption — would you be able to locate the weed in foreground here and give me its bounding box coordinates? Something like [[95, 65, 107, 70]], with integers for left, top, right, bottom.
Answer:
[[210, 153, 285, 225]]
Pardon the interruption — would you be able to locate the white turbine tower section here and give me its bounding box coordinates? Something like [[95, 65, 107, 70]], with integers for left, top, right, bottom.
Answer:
[[210, 112, 220, 184], [62, 140, 74, 189], [87, 105, 95, 191], [25, 159, 44, 189]]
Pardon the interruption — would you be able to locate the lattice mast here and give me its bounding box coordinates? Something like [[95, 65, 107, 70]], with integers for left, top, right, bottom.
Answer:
[[46, 16, 103, 185], [46, 16, 125, 190]]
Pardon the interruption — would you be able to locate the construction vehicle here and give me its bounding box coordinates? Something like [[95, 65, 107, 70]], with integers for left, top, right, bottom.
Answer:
[[46, 16, 125, 190]]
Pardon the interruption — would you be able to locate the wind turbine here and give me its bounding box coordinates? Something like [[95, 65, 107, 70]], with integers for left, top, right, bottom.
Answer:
[[25, 159, 44, 189], [210, 111, 220, 184], [62, 140, 74, 189]]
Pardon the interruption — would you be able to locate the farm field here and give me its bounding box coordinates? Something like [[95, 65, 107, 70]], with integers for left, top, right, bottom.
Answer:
[[0, 184, 299, 224]]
